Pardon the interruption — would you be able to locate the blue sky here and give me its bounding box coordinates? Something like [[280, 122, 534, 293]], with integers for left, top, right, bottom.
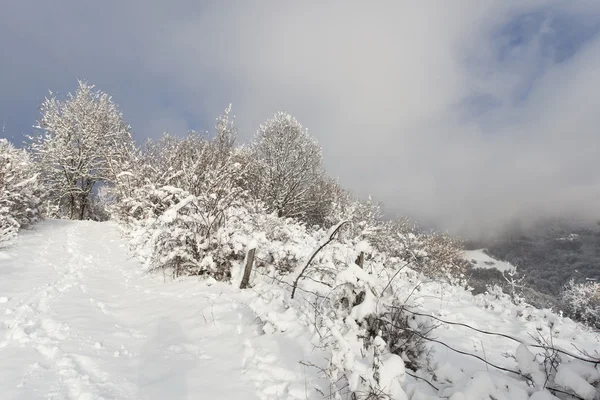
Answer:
[[2, 1, 600, 236]]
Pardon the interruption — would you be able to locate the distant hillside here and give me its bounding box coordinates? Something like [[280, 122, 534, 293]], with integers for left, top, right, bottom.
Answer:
[[472, 219, 600, 296]]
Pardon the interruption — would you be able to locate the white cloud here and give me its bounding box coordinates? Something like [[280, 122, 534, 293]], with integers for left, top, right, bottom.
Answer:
[[2, 1, 600, 237]]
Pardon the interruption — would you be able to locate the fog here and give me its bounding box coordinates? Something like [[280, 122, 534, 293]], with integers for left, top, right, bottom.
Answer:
[[2, 1, 600, 238]]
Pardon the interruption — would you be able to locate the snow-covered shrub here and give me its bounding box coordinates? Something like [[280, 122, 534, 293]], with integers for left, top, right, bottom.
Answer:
[[117, 122, 323, 279], [305, 175, 350, 228], [250, 222, 436, 399], [365, 303, 436, 372], [113, 105, 244, 219], [561, 279, 600, 328], [338, 197, 468, 283], [0, 139, 45, 245], [114, 107, 353, 280], [128, 185, 205, 277], [512, 334, 600, 399], [281, 251, 444, 400], [299, 261, 409, 400], [337, 196, 385, 243], [124, 157, 249, 278], [416, 232, 469, 282]]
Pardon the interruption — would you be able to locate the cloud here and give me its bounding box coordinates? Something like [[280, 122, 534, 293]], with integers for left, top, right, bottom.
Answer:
[[2, 1, 600, 237]]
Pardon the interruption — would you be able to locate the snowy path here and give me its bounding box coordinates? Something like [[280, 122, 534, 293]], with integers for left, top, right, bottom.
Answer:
[[0, 220, 306, 400]]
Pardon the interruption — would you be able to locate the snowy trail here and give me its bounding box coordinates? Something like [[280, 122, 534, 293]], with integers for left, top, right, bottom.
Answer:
[[0, 220, 301, 400]]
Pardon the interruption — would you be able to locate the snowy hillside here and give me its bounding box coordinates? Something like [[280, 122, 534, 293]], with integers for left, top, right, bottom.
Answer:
[[464, 249, 516, 273], [1, 221, 599, 399]]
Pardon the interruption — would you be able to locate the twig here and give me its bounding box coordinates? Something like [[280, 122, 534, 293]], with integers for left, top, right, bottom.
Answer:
[[291, 221, 350, 299], [380, 261, 410, 295], [378, 317, 527, 377], [405, 370, 439, 391], [395, 306, 600, 364]]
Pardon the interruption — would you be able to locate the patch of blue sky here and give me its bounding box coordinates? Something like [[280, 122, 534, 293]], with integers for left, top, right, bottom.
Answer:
[[459, 6, 600, 125]]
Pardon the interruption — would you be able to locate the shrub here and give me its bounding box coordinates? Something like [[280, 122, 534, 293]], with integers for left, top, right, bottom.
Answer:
[[0, 139, 45, 245], [561, 279, 600, 328]]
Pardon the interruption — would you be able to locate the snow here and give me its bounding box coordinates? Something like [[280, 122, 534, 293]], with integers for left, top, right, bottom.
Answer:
[[403, 276, 600, 398], [444, 371, 529, 400], [350, 287, 378, 322], [378, 353, 407, 400], [515, 343, 545, 387], [116, 171, 134, 179], [159, 195, 196, 223], [557, 233, 579, 242], [335, 261, 377, 288], [555, 364, 597, 400], [2, 220, 600, 399], [464, 249, 516, 272], [529, 391, 560, 400], [0, 220, 319, 399]]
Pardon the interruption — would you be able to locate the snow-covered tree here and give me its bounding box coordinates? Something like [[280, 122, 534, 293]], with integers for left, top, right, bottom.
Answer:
[[304, 175, 349, 227], [0, 139, 45, 245], [29, 81, 133, 220], [213, 104, 237, 166], [250, 112, 325, 223]]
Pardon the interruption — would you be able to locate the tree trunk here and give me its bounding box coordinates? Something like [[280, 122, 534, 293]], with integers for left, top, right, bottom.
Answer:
[[69, 194, 75, 219], [79, 195, 87, 220]]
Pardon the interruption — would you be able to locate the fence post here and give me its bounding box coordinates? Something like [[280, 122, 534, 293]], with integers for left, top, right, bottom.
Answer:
[[240, 247, 256, 289], [356, 251, 365, 268]]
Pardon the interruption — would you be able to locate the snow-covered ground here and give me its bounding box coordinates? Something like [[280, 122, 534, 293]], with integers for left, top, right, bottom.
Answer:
[[0, 220, 319, 400], [2, 221, 599, 399], [465, 249, 516, 272], [399, 275, 600, 399]]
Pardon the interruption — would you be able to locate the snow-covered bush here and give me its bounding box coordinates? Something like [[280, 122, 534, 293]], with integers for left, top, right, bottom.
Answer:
[[0, 139, 45, 245], [416, 232, 469, 282], [238, 220, 437, 399], [111, 107, 259, 278], [107, 107, 465, 400], [337, 197, 468, 283], [561, 279, 600, 328], [247, 238, 437, 400], [314, 255, 444, 399], [123, 161, 248, 278]]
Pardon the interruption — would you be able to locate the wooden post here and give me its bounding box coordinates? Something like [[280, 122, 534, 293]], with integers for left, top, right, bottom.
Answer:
[[356, 251, 365, 268], [240, 248, 255, 289]]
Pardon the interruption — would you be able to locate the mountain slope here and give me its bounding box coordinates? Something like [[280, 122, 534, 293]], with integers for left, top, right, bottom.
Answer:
[[483, 221, 600, 295]]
